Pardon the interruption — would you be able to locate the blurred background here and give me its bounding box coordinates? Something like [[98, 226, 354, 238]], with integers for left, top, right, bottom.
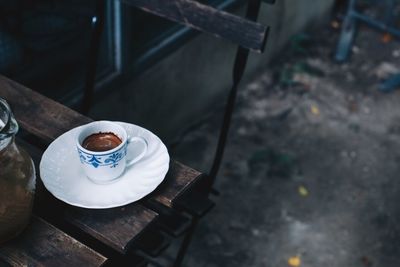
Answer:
[[2, 0, 400, 266], [0, 0, 332, 143]]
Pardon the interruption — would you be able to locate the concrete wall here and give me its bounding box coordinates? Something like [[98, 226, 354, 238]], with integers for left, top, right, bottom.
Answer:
[[92, 0, 334, 144]]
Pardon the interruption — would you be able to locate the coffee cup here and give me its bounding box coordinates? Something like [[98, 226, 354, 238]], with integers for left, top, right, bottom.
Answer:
[[76, 121, 148, 184]]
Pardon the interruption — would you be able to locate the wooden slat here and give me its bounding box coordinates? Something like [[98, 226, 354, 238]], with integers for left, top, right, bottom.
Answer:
[[0, 75, 205, 208], [0, 216, 107, 267], [134, 229, 170, 257], [0, 76, 205, 255], [151, 161, 204, 208], [0, 75, 91, 144], [174, 190, 215, 217], [146, 201, 192, 237], [18, 139, 158, 255], [121, 0, 269, 52], [64, 206, 157, 254]]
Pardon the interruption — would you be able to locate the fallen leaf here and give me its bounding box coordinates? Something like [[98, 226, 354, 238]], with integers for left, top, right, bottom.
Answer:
[[288, 256, 301, 267], [382, 33, 392, 43], [298, 186, 308, 197], [310, 105, 320, 115]]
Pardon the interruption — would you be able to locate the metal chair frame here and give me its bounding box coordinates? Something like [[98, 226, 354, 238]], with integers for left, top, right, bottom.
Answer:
[[81, 0, 274, 265]]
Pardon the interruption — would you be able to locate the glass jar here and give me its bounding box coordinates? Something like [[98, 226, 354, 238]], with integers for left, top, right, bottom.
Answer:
[[0, 98, 35, 244]]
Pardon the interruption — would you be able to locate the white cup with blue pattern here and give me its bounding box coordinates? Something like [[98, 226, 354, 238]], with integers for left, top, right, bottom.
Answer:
[[76, 121, 148, 184]]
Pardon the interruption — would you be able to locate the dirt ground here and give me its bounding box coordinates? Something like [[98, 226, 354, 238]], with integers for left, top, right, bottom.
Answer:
[[169, 21, 400, 267]]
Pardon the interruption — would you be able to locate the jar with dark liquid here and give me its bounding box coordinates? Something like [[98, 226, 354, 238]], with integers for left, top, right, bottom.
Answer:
[[0, 98, 35, 244]]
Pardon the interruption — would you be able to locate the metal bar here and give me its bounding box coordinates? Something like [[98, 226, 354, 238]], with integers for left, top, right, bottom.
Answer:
[[207, 0, 266, 191], [172, 217, 199, 267], [351, 11, 400, 37], [334, 0, 357, 62], [81, 0, 105, 114], [173, 0, 267, 264]]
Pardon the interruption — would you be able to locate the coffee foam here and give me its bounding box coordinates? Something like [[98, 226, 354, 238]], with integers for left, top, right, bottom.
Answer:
[[0, 119, 4, 130]]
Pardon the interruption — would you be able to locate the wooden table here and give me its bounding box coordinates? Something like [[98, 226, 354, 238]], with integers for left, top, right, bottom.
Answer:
[[0, 75, 210, 266]]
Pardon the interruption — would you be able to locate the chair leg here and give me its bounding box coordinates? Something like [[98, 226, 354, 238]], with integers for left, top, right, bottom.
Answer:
[[335, 0, 356, 62], [172, 0, 266, 265], [172, 217, 199, 267]]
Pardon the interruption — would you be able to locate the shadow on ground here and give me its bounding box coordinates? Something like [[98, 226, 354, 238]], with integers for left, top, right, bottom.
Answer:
[[170, 20, 400, 267]]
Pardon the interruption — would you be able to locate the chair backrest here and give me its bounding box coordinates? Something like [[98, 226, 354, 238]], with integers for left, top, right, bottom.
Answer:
[[81, 0, 270, 114], [81, 0, 272, 195]]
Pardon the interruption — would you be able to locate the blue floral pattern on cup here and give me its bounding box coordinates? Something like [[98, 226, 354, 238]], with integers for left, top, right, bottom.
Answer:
[[78, 145, 127, 168], [88, 155, 102, 168], [104, 152, 123, 168]]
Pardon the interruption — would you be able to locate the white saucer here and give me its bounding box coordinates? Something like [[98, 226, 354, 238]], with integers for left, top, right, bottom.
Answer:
[[39, 122, 170, 209]]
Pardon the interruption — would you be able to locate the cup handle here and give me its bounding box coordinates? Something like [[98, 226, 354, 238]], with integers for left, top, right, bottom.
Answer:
[[126, 136, 148, 167]]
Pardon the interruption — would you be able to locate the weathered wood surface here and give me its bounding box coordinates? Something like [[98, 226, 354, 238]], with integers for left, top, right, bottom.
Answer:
[[0, 216, 107, 267], [0, 75, 204, 208], [18, 139, 158, 255], [64, 205, 157, 254], [0, 75, 91, 144], [0, 75, 205, 257], [152, 160, 203, 208], [121, 0, 269, 52]]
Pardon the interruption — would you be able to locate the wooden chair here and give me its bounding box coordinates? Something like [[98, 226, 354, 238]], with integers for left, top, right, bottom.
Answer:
[[80, 0, 274, 265]]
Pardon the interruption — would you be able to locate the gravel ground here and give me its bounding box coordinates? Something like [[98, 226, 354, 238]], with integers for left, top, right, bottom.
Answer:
[[169, 21, 400, 267]]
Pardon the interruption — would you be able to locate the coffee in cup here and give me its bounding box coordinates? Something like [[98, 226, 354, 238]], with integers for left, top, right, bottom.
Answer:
[[82, 132, 122, 152], [76, 121, 148, 184]]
